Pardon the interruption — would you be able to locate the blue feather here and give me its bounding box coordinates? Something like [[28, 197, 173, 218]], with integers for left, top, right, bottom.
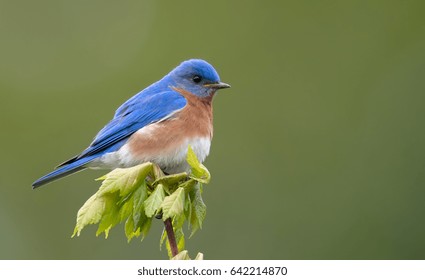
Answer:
[[79, 90, 186, 159], [33, 90, 186, 188], [32, 154, 97, 188]]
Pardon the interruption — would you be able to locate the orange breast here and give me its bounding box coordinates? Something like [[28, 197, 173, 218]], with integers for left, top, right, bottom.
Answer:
[[127, 87, 213, 162]]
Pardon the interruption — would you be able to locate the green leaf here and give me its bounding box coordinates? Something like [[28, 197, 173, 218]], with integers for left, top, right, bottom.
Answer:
[[137, 214, 152, 241], [72, 193, 104, 237], [96, 192, 121, 238], [184, 192, 192, 222], [170, 250, 204, 260], [161, 200, 186, 258], [188, 183, 207, 237], [154, 172, 188, 194], [73, 163, 154, 239], [179, 178, 197, 192], [171, 250, 190, 260], [152, 164, 165, 180], [144, 184, 165, 218], [125, 215, 139, 242], [123, 183, 153, 242], [132, 181, 148, 222], [161, 187, 185, 220], [187, 145, 211, 184], [194, 252, 204, 260], [118, 192, 134, 222], [132, 183, 152, 241], [126, 212, 152, 242], [98, 162, 152, 198], [175, 228, 185, 254], [72, 152, 212, 259]]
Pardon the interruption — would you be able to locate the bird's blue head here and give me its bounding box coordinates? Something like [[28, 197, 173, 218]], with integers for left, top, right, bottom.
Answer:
[[167, 59, 230, 98]]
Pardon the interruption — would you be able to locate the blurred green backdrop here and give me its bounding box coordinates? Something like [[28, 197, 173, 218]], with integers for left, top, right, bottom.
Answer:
[[1, 0, 424, 259]]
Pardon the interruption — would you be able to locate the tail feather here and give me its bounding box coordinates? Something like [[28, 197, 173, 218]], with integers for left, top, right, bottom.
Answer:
[[32, 156, 97, 189]]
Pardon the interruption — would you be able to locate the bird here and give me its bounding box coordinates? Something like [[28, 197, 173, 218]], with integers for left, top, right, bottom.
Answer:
[[32, 59, 230, 188]]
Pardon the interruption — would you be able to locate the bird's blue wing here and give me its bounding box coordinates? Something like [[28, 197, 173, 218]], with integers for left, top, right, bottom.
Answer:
[[76, 89, 187, 159], [113, 80, 164, 118], [33, 89, 186, 188]]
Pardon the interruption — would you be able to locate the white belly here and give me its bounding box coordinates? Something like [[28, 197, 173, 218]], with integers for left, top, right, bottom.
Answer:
[[89, 136, 211, 174]]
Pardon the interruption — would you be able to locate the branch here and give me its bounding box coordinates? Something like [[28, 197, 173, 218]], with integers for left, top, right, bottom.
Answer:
[[164, 218, 178, 257]]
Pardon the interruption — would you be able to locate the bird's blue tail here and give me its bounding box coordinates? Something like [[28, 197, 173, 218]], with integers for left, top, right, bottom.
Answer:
[[32, 155, 97, 189]]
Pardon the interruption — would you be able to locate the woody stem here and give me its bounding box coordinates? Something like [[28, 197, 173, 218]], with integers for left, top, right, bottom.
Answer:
[[164, 218, 178, 257]]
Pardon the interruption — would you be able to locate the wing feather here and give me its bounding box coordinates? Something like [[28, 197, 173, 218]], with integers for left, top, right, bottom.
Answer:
[[62, 90, 186, 164]]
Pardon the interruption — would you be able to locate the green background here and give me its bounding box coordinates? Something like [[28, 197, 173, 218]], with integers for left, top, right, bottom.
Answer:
[[1, 0, 424, 259]]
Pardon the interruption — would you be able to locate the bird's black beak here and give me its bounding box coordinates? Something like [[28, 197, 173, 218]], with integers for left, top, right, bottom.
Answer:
[[204, 82, 231, 90]]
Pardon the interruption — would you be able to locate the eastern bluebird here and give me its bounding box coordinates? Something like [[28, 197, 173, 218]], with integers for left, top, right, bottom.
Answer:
[[32, 59, 230, 188]]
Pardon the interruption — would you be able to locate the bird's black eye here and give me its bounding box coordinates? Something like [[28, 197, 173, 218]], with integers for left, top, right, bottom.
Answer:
[[192, 75, 202, 83]]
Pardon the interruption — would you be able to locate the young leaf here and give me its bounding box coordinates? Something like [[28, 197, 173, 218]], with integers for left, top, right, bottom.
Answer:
[[137, 213, 152, 241], [184, 192, 192, 222], [96, 192, 121, 238], [179, 178, 197, 192], [187, 145, 210, 184], [144, 184, 165, 218], [161, 187, 185, 220], [175, 228, 185, 254], [98, 162, 152, 198], [126, 210, 152, 242], [154, 172, 188, 193], [73, 163, 153, 239], [124, 184, 153, 242], [132, 181, 148, 222], [72, 149, 212, 259], [194, 252, 204, 260], [188, 183, 207, 237], [131, 183, 152, 241], [170, 250, 204, 260], [171, 250, 191, 260], [125, 214, 139, 242], [72, 193, 104, 237], [118, 192, 134, 222], [152, 164, 165, 179]]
